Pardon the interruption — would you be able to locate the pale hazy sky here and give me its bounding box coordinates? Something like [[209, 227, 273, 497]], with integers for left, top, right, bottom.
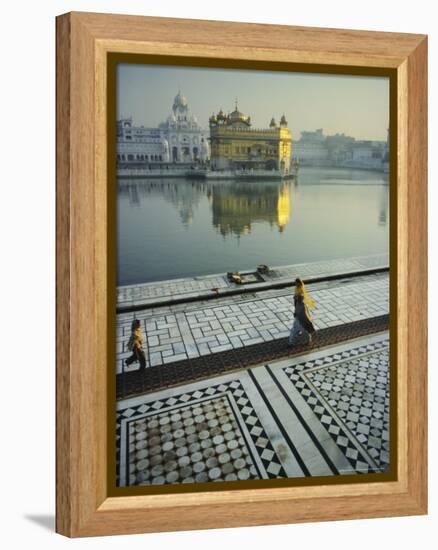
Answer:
[[117, 63, 389, 141]]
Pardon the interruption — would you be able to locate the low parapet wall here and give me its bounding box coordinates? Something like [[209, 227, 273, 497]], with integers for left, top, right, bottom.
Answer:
[[117, 254, 389, 312]]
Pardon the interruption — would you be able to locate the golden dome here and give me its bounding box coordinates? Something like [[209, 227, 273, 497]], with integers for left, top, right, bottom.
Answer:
[[227, 102, 251, 126]]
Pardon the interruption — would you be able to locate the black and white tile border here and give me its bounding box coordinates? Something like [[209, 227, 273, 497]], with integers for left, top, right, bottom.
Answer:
[[117, 380, 286, 486], [283, 338, 390, 473]]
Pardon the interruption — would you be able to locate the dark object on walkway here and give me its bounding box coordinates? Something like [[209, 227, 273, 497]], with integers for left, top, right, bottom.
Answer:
[[227, 271, 264, 285], [118, 268, 389, 313], [257, 264, 271, 274], [227, 271, 242, 284], [116, 314, 389, 399]]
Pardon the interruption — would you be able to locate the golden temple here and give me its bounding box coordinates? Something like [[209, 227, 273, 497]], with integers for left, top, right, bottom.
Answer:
[[208, 102, 292, 175]]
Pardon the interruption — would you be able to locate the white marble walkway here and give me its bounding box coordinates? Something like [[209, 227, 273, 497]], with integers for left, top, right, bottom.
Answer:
[[117, 254, 388, 308], [116, 272, 389, 373]]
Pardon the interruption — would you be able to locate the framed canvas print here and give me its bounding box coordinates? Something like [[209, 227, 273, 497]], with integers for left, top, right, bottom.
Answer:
[[56, 12, 428, 537]]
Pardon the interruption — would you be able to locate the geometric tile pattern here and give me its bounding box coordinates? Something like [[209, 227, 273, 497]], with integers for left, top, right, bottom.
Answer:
[[116, 334, 391, 487], [116, 273, 389, 372], [125, 397, 257, 486], [117, 273, 229, 306], [117, 380, 286, 486], [284, 338, 390, 473]]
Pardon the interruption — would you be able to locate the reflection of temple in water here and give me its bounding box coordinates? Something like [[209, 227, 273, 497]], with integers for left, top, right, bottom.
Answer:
[[118, 178, 292, 235], [118, 179, 207, 227], [211, 182, 292, 237]]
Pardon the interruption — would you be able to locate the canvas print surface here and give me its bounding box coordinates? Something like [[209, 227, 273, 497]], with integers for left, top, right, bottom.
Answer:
[[114, 64, 390, 488]]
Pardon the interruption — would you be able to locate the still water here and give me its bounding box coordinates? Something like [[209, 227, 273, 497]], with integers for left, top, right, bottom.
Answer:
[[117, 167, 389, 286]]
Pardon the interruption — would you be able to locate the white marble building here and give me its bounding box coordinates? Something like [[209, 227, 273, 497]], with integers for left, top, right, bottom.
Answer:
[[116, 92, 209, 166], [159, 91, 209, 163], [116, 119, 169, 164]]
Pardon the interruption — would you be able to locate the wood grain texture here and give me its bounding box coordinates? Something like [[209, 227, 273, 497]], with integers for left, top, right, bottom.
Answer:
[[56, 11, 428, 537], [55, 13, 71, 536], [396, 59, 409, 488], [406, 37, 428, 511], [75, 11, 423, 67]]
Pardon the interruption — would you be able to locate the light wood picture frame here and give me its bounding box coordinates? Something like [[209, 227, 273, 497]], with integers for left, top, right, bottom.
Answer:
[[56, 11, 427, 537]]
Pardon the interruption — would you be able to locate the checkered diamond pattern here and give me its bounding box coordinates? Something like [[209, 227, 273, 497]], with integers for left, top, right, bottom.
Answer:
[[284, 338, 390, 473], [116, 379, 286, 486]]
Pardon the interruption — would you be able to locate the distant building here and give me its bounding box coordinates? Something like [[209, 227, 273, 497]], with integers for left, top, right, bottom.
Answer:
[[326, 133, 355, 165], [116, 92, 209, 166], [116, 119, 169, 164], [292, 128, 388, 171], [348, 140, 386, 170], [208, 104, 292, 173], [293, 129, 329, 165]]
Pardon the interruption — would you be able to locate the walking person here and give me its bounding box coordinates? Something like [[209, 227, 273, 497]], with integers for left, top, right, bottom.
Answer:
[[125, 319, 146, 371], [289, 278, 316, 346], [294, 277, 315, 311]]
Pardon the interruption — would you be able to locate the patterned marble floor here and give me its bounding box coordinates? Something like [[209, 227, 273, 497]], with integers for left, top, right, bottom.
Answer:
[[116, 272, 389, 373], [116, 332, 390, 487]]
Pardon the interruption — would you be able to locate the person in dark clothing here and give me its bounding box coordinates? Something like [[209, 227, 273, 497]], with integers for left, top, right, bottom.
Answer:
[[125, 319, 147, 370], [288, 293, 315, 345]]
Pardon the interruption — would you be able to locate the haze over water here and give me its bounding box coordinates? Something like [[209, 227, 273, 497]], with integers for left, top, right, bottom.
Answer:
[[116, 167, 389, 286], [118, 65, 389, 142]]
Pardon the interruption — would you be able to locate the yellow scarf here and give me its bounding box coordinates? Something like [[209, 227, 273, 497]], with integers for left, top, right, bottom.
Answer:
[[294, 280, 315, 311]]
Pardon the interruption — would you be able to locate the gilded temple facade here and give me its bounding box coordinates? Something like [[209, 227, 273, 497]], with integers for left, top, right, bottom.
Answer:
[[208, 104, 292, 174]]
